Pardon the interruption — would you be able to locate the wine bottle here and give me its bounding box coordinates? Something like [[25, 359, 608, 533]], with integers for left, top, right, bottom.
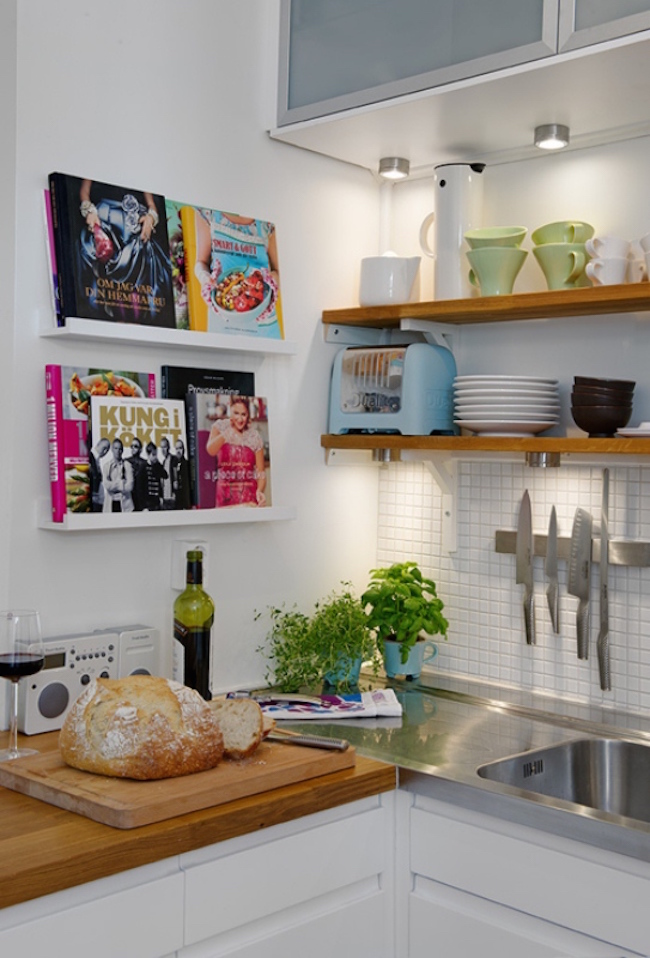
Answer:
[[173, 549, 215, 699]]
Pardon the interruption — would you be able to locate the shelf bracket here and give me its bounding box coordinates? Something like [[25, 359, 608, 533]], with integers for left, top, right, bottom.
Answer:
[[401, 449, 457, 553], [323, 324, 391, 347], [399, 319, 456, 355]]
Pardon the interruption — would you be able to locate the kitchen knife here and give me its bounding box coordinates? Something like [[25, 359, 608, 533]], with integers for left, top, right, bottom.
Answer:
[[545, 506, 560, 634], [567, 507, 593, 660], [267, 729, 350, 751], [597, 469, 611, 691], [515, 490, 535, 645]]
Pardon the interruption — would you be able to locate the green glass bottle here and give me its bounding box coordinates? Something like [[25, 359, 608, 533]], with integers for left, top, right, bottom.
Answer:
[[173, 550, 215, 700]]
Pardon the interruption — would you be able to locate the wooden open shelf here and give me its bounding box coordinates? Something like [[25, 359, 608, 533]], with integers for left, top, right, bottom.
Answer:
[[320, 434, 650, 456], [322, 284, 650, 329]]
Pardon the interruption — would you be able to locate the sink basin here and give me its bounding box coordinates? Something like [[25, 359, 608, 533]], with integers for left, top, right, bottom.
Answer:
[[477, 737, 650, 823]]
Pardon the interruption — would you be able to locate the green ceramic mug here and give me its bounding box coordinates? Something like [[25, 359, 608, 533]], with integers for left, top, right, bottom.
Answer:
[[532, 220, 594, 245], [464, 226, 527, 249], [383, 638, 438, 680], [533, 242, 587, 290], [466, 246, 527, 296]]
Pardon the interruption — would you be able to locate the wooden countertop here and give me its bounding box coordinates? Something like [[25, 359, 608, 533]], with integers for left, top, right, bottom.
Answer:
[[0, 732, 396, 910]]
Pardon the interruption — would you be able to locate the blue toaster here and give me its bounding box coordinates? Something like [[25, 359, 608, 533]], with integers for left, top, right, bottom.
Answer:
[[328, 343, 457, 435]]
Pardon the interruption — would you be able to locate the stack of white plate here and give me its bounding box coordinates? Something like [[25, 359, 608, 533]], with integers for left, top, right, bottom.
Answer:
[[454, 375, 560, 436]]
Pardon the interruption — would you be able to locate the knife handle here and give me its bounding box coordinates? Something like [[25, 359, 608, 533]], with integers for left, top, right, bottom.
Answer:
[[524, 589, 535, 645], [577, 600, 589, 660]]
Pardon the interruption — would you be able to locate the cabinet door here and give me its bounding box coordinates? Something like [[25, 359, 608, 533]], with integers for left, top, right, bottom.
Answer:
[[278, 0, 559, 126], [559, 0, 650, 51]]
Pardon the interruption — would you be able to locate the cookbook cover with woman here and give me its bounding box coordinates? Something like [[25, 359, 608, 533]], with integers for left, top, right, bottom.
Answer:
[[186, 393, 271, 508], [179, 203, 284, 339]]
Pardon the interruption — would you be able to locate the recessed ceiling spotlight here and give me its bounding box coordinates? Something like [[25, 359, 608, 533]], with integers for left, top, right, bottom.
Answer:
[[378, 156, 410, 180], [534, 124, 570, 150]]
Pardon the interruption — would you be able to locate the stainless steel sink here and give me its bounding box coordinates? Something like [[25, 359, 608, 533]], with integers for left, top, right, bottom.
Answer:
[[477, 737, 650, 823]]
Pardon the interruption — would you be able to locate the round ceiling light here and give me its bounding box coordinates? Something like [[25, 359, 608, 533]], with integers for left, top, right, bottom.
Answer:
[[534, 124, 570, 150], [378, 156, 410, 180]]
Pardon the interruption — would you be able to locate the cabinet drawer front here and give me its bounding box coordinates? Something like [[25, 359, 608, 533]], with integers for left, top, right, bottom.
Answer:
[[411, 807, 650, 953], [0, 873, 184, 958], [184, 805, 388, 944]]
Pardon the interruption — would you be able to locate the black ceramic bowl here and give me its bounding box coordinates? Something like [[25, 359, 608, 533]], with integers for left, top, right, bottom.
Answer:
[[571, 390, 633, 407], [571, 403, 632, 437], [574, 376, 636, 393]]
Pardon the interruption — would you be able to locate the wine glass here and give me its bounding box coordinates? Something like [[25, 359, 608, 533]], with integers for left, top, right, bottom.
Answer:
[[0, 610, 44, 761]]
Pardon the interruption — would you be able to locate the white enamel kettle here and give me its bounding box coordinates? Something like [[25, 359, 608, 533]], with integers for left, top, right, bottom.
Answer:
[[419, 162, 486, 300]]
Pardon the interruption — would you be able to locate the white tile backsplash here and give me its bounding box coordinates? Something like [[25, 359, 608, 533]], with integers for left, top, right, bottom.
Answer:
[[376, 459, 650, 711]]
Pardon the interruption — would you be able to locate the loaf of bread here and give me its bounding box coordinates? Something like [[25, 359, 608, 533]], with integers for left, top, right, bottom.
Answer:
[[209, 697, 264, 759], [59, 675, 225, 780]]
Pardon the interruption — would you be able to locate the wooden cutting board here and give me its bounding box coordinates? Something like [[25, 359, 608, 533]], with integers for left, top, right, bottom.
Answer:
[[0, 733, 355, 829]]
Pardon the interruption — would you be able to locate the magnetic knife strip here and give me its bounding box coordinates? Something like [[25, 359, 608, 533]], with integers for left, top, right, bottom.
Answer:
[[495, 530, 650, 567]]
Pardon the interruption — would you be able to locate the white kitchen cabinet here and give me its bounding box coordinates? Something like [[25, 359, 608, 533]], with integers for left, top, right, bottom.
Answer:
[[402, 789, 649, 957], [0, 864, 184, 958], [179, 794, 394, 957], [277, 0, 558, 126], [558, 0, 650, 52]]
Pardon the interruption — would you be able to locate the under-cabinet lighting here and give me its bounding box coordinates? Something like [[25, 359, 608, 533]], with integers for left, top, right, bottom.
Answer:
[[378, 156, 410, 180], [526, 452, 561, 467], [534, 124, 570, 150]]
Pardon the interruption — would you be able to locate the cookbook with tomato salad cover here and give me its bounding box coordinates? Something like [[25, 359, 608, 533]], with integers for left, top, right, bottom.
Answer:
[[177, 202, 284, 339], [45, 365, 156, 522], [48, 172, 177, 327], [185, 392, 271, 509]]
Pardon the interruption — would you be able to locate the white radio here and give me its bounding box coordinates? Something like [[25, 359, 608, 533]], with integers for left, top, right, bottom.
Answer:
[[18, 624, 160, 735]]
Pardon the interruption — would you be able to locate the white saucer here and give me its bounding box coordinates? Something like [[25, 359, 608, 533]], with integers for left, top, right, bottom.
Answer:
[[616, 427, 650, 437], [455, 419, 557, 436]]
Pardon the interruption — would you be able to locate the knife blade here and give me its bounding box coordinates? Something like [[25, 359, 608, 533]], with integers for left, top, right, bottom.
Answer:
[[545, 506, 559, 634], [567, 507, 593, 660], [597, 469, 611, 691], [515, 490, 535, 645]]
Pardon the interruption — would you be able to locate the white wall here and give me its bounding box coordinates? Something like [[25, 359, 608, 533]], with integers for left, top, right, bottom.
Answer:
[[1, 0, 381, 721]]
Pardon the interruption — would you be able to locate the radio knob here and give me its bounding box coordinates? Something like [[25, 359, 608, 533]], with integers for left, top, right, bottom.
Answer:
[[81, 674, 91, 685], [100, 670, 110, 679]]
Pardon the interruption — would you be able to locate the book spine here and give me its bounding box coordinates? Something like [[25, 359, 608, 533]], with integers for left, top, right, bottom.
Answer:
[[179, 206, 208, 333], [42, 190, 62, 327], [48, 173, 75, 322], [185, 393, 200, 507], [45, 364, 65, 522]]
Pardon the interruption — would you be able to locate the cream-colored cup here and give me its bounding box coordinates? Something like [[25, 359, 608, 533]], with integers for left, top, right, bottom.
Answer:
[[628, 258, 645, 283], [532, 221, 594, 245], [464, 226, 527, 249], [639, 233, 650, 253], [586, 257, 629, 286], [644, 251, 650, 279], [585, 235, 630, 259], [533, 242, 587, 290], [466, 246, 527, 297]]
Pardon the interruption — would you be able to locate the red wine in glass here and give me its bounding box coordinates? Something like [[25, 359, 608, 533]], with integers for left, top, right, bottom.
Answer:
[[0, 610, 44, 762], [0, 652, 45, 681]]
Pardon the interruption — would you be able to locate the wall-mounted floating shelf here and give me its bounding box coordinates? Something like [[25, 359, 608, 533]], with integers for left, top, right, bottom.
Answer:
[[41, 317, 298, 356], [37, 500, 297, 532]]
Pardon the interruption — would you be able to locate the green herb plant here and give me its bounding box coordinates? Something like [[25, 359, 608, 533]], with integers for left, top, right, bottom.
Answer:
[[362, 561, 448, 664], [257, 583, 378, 693]]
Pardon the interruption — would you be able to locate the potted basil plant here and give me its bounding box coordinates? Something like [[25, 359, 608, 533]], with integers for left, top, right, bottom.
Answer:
[[362, 561, 448, 680]]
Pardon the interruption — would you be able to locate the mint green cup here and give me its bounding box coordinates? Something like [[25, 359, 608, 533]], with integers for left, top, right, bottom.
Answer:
[[466, 246, 527, 296], [464, 226, 527, 249], [532, 221, 594, 245], [533, 242, 588, 290]]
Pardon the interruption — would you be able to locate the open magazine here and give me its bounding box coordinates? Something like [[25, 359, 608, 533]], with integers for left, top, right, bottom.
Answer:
[[233, 688, 403, 721]]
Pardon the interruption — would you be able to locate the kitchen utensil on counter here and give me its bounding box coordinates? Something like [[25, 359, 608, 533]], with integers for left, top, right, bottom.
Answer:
[[419, 162, 486, 300], [532, 221, 594, 245], [359, 253, 421, 306], [586, 257, 629, 286], [545, 506, 559, 634], [515, 490, 535, 645], [267, 727, 350, 751], [597, 469, 611, 692], [532, 242, 588, 290], [568, 508, 593, 660], [464, 226, 527, 249], [466, 246, 527, 296]]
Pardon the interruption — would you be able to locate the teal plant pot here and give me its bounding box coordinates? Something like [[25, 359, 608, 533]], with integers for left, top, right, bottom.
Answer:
[[382, 638, 437, 680], [323, 654, 362, 690]]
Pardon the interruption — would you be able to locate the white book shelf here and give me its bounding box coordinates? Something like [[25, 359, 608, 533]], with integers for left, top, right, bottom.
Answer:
[[38, 500, 297, 532], [40, 317, 298, 355]]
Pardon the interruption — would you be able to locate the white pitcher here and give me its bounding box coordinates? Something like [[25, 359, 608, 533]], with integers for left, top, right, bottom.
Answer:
[[419, 162, 486, 300]]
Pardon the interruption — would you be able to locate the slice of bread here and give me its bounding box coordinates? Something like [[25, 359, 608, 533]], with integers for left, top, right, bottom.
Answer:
[[210, 697, 264, 760]]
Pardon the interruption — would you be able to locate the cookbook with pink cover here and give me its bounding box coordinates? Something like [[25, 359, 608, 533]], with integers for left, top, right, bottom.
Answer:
[[45, 365, 156, 521]]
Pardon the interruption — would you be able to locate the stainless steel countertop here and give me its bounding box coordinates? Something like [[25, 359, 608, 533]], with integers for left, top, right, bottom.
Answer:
[[280, 671, 650, 864]]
